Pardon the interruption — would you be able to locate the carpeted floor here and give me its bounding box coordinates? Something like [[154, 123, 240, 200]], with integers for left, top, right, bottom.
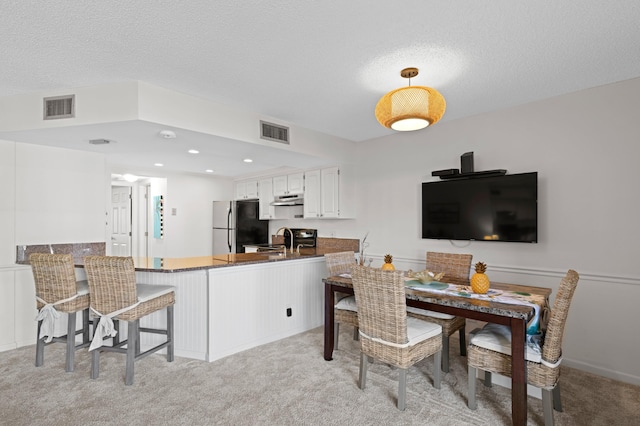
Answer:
[[1, 326, 638, 425]]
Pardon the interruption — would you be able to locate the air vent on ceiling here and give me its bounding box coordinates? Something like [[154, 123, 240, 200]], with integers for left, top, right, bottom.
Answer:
[[260, 120, 289, 144], [43, 95, 75, 120]]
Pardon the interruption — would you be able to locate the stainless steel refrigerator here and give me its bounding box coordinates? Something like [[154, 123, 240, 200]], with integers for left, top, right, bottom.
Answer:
[[212, 200, 269, 254]]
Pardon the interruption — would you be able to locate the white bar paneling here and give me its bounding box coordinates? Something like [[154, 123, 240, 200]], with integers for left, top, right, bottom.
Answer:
[[136, 270, 208, 361], [207, 258, 325, 362]]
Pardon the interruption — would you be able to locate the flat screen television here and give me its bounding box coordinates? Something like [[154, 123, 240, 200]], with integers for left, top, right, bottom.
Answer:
[[421, 172, 538, 243]]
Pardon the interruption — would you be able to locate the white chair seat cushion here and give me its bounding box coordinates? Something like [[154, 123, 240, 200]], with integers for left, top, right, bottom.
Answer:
[[136, 284, 176, 302], [470, 323, 542, 363], [361, 317, 442, 349], [406, 317, 442, 345], [335, 295, 357, 312], [406, 306, 456, 320], [76, 280, 89, 295]]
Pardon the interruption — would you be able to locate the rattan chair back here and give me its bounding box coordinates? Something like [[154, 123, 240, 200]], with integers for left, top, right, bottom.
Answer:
[[84, 256, 137, 315], [30, 253, 86, 312], [426, 252, 473, 285], [541, 269, 579, 364], [324, 251, 356, 276], [352, 265, 408, 346]]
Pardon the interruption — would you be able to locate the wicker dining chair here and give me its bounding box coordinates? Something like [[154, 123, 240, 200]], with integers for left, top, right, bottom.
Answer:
[[407, 252, 472, 372], [84, 256, 175, 385], [352, 265, 442, 411], [30, 253, 91, 372], [467, 269, 580, 426], [324, 251, 358, 349]]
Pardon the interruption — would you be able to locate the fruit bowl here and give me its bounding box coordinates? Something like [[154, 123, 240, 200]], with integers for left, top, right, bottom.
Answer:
[[406, 269, 445, 283]]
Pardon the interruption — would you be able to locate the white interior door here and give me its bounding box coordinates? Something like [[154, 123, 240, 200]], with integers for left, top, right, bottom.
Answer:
[[111, 186, 132, 256]]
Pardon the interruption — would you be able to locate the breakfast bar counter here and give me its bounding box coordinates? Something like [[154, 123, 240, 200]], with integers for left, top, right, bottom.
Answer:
[[86, 250, 335, 362], [129, 247, 338, 272]]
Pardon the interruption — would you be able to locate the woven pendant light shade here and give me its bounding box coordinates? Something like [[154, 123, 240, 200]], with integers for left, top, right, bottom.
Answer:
[[375, 68, 446, 131]]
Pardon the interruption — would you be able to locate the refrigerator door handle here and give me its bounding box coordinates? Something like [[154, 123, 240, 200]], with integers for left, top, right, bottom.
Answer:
[[227, 203, 232, 252]]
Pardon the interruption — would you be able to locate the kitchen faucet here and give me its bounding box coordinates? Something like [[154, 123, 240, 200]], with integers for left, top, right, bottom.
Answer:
[[276, 227, 294, 255]]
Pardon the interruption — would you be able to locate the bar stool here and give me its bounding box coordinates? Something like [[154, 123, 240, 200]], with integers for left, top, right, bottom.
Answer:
[[84, 255, 175, 385], [30, 253, 91, 372]]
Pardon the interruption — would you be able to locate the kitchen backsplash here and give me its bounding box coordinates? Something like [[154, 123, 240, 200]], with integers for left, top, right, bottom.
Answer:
[[271, 236, 359, 252], [16, 242, 106, 265]]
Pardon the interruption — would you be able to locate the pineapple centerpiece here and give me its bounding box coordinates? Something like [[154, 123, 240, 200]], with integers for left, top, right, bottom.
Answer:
[[471, 262, 490, 294], [381, 254, 395, 271]]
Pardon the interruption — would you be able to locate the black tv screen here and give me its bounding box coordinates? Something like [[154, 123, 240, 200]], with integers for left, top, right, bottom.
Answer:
[[422, 172, 538, 243]]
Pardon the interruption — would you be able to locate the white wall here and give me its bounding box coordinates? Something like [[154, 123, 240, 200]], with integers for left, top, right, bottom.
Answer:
[[2, 77, 639, 385], [160, 172, 233, 258], [275, 78, 640, 385], [351, 77, 640, 385], [0, 140, 107, 351]]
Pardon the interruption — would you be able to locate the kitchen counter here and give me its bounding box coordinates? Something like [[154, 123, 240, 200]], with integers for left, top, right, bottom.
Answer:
[[128, 247, 344, 273]]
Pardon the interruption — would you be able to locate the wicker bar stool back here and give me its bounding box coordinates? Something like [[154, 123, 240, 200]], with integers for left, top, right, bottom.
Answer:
[[84, 255, 175, 385], [406, 251, 472, 372], [30, 253, 91, 372], [467, 269, 580, 426], [324, 251, 358, 349], [352, 265, 443, 411]]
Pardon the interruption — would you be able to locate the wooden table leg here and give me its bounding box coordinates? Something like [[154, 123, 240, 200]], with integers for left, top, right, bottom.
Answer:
[[323, 282, 335, 361], [510, 317, 527, 425]]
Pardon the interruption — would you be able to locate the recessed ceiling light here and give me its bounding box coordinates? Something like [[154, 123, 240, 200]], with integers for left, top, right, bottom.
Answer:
[[188, 149, 199, 154], [154, 163, 164, 167], [243, 158, 253, 163], [122, 174, 138, 182], [205, 169, 214, 173]]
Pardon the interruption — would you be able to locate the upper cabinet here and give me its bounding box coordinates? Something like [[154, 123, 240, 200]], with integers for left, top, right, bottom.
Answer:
[[273, 172, 304, 196], [304, 166, 355, 219], [258, 178, 276, 220], [235, 180, 259, 200]]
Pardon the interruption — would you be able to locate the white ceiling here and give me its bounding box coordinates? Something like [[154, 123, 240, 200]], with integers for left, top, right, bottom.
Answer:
[[1, 1, 639, 177]]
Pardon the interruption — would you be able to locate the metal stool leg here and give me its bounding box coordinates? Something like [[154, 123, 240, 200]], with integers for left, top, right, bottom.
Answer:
[[167, 305, 175, 362], [125, 320, 137, 385], [65, 312, 76, 372], [35, 320, 45, 367]]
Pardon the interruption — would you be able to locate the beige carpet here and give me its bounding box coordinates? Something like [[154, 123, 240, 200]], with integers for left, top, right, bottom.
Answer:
[[1, 326, 638, 425]]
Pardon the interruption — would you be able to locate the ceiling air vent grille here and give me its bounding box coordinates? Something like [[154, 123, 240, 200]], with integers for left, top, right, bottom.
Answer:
[[43, 95, 75, 120], [260, 120, 290, 144]]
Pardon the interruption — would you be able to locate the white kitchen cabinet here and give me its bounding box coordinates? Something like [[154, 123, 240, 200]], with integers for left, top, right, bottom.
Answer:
[[258, 178, 276, 220], [272, 172, 304, 196], [303, 166, 355, 219], [235, 180, 259, 200]]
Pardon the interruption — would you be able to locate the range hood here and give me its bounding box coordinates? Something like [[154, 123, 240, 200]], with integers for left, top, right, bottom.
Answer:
[[270, 194, 304, 206]]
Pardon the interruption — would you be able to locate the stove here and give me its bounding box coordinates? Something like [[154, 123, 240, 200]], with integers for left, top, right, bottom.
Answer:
[[285, 228, 317, 248]]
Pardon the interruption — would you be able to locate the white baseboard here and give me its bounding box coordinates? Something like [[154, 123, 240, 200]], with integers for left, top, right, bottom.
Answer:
[[563, 358, 640, 387], [0, 342, 17, 352]]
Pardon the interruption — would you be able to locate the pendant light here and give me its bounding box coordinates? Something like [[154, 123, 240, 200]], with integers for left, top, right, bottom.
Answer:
[[375, 67, 446, 131]]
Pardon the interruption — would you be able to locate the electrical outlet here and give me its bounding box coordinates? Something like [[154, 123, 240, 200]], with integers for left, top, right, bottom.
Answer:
[[286, 307, 292, 317]]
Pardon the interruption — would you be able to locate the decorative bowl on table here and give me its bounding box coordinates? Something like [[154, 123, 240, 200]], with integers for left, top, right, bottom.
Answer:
[[406, 269, 445, 283]]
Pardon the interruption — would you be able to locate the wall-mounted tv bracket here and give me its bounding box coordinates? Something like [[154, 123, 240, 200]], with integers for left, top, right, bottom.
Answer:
[[431, 152, 507, 180]]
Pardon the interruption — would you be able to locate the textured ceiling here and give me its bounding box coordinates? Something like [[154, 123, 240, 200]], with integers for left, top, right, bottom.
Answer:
[[1, 1, 639, 176]]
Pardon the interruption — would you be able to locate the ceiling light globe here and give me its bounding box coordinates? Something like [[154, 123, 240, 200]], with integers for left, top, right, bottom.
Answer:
[[375, 85, 446, 131], [391, 118, 429, 131]]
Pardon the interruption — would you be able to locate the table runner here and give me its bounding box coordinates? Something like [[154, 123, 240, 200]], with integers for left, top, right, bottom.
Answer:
[[404, 279, 545, 335]]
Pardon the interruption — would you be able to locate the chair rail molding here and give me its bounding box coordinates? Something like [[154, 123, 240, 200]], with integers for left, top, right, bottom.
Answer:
[[366, 254, 640, 287]]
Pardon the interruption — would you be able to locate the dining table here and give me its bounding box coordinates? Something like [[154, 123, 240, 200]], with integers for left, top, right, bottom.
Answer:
[[323, 274, 551, 426]]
